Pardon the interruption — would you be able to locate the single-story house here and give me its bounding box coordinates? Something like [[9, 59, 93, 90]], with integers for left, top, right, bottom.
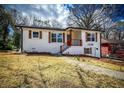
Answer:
[[16, 25, 102, 58]]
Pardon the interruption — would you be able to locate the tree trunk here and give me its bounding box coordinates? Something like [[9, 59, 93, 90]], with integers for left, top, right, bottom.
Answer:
[[2, 25, 8, 49]]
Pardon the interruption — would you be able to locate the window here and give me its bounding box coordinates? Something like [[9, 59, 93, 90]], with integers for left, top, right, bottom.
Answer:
[[57, 33, 62, 42], [86, 33, 96, 42], [84, 48, 92, 54], [52, 33, 56, 42], [33, 32, 39, 38], [51, 33, 63, 42], [91, 33, 95, 41], [86, 33, 91, 41]]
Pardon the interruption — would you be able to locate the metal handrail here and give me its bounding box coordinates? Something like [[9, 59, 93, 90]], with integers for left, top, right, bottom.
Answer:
[[60, 43, 69, 53]]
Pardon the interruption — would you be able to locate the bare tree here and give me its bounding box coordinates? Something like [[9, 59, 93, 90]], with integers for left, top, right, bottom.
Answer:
[[108, 21, 124, 40], [11, 8, 52, 27], [67, 4, 109, 30], [32, 17, 51, 27], [66, 4, 124, 41], [102, 5, 124, 40], [51, 19, 62, 28], [11, 8, 30, 25]]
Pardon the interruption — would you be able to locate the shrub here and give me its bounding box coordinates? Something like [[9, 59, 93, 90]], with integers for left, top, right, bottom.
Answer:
[[6, 40, 14, 50]]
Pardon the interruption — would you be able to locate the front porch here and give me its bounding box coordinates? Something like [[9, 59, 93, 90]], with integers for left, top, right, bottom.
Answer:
[[60, 29, 83, 54], [67, 29, 82, 46]]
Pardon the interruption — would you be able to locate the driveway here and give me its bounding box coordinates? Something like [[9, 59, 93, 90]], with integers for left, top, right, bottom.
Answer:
[[60, 57, 124, 80]]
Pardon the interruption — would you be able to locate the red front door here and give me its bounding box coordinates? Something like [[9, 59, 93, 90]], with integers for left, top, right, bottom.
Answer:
[[67, 34, 71, 46]]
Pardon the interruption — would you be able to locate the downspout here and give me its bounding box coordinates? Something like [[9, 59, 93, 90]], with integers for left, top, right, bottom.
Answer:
[[20, 27, 23, 53]]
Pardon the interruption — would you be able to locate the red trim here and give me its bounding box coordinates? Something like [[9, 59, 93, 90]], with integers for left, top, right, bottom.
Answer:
[[48, 32, 51, 43], [63, 33, 65, 43], [67, 30, 72, 46], [40, 31, 42, 39], [29, 30, 32, 39]]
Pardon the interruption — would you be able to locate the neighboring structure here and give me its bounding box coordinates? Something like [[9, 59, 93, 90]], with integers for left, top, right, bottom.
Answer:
[[101, 38, 124, 57], [16, 26, 101, 58], [101, 38, 111, 57]]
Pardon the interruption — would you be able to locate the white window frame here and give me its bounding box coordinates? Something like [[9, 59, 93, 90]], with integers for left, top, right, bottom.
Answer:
[[32, 32, 39, 38], [84, 48, 92, 54], [86, 33, 96, 42], [51, 33, 63, 43]]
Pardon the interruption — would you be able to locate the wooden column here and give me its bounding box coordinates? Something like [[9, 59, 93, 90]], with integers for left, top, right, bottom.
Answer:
[[20, 27, 23, 53]]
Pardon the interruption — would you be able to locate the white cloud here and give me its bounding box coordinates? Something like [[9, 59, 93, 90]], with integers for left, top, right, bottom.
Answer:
[[8, 4, 69, 28], [28, 4, 69, 27], [120, 19, 124, 22]]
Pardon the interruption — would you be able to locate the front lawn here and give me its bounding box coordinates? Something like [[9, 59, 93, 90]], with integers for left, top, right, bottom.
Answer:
[[73, 56, 124, 72], [0, 53, 124, 88]]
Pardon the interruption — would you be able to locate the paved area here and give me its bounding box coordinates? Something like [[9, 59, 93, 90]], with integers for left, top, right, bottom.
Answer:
[[60, 57, 124, 80]]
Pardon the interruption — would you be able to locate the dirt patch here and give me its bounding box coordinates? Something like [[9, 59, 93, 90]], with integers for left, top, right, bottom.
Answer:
[[99, 58, 124, 66]]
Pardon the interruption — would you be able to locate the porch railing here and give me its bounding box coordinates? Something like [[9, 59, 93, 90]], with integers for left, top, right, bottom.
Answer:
[[71, 39, 82, 46], [60, 43, 69, 53]]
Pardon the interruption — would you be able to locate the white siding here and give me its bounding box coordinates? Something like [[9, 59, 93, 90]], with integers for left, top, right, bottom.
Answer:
[[23, 28, 64, 54], [82, 30, 101, 57], [63, 30, 101, 58], [22, 28, 101, 58]]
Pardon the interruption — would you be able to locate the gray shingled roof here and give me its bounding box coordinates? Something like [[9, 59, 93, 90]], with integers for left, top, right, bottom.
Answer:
[[15, 25, 102, 32]]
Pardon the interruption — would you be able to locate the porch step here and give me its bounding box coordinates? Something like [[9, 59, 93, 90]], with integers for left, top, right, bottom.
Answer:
[[62, 46, 83, 55]]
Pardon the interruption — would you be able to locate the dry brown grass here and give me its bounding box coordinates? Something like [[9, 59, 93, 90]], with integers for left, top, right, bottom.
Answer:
[[0, 53, 124, 88], [73, 56, 124, 72]]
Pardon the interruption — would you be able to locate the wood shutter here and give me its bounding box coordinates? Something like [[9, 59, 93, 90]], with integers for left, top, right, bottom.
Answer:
[[48, 32, 51, 43], [40, 31, 42, 39], [63, 33, 65, 43], [96, 33, 97, 42], [29, 30, 32, 39]]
